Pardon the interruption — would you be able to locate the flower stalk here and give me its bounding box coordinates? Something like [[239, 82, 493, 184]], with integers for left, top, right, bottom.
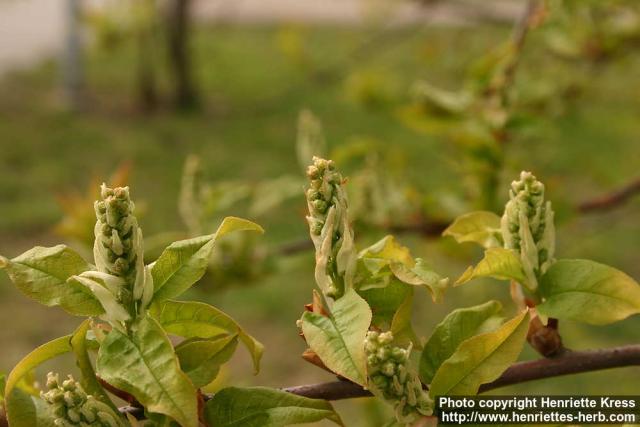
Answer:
[[305, 157, 356, 299]]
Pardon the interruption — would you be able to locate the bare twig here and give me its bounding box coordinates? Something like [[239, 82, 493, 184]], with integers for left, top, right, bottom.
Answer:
[[578, 177, 640, 213], [110, 344, 640, 421]]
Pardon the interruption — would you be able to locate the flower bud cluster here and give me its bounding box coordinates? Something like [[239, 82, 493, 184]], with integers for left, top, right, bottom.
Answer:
[[500, 171, 555, 289], [93, 185, 139, 279], [305, 157, 356, 299], [93, 184, 151, 317], [365, 331, 432, 424], [41, 373, 126, 427]]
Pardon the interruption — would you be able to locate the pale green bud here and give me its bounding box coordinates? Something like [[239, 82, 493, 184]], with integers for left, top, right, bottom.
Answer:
[[364, 331, 433, 425], [93, 184, 152, 317], [305, 157, 356, 299], [94, 184, 140, 279], [41, 373, 126, 427], [500, 171, 556, 290]]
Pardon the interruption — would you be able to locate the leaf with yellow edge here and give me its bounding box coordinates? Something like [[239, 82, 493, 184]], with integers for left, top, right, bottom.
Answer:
[[456, 248, 526, 287], [443, 211, 502, 249], [151, 217, 264, 303], [151, 299, 263, 374], [429, 310, 529, 397], [301, 289, 372, 385]]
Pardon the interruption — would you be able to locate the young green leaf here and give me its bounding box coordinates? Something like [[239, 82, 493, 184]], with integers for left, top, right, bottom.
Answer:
[[359, 280, 412, 328], [175, 334, 239, 388], [357, 236, 448, 302], [390, 259, 448, 302], [359, 235, 414, 267], [70, 320, 117, 411], [5, 335, 72, 399], [300, 289, 372, 385], [96, 316, 198, 427], [67, 274, 130, 323], [429, 310, 529, 397], [537, 259, 640, 325], [150, 299, 263, 374], [456, 248, 527, 287], [150, 234, 216, 303], [390, 292, 421, 349], [4, 388, 53, 427], [151, 217, 263, 303], [443, 211, 503, 249], [0, 245, 103, 316], [419, 301, 503, 384], [203, 386, 343, 427]]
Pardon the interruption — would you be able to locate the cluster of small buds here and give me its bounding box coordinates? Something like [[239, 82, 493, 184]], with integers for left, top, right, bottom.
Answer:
[[94, 184, 139, 278], [365, 331, 432, 425], [306, 157, 341, 235], [500, 171, 556, 289], [41, 373, 126, 427], [305, 157, 356, 299], [93, 184, 150, 316]]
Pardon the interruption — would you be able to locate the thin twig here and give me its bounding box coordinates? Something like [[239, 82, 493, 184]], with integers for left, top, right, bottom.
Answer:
[[578, 177, 640, 213]]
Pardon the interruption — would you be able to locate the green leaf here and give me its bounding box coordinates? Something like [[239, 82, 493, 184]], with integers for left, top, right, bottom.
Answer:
[[0, 245, 103, 316], [390, 259, 448, 302], [67, 274, 130, 323], [5, 335, 72, 399], [456, 248, 526, 287], [390, 291, 421, 349], [5, 388, 54, 427], [429, 310, 529, 397], [419, 301, 503, 384], [175, 335, 239, 388], [443, 211, 503, 249], [359, 280, 412, 328], [150, 234, 215, 303], [356, 236, 448, 302], [301, 289, 372, 385], [358, 236, 414, 276], [96, 316, 198, 427], [537, 259, 640, 325], [70, 320, 117, 411], [203, 387, 343, 427], [151, 217, 263, 303], [150, 299, 263, 374]]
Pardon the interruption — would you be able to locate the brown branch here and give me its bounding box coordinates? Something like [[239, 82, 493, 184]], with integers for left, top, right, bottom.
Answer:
[[286, 344, 640, 399], [108, 344, 640, 421], [480, 344, 640, 391], [577, 177, 640, 213]]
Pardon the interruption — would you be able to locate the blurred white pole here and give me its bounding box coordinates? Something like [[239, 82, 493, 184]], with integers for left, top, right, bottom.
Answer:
[[62, 0, 84, 110]]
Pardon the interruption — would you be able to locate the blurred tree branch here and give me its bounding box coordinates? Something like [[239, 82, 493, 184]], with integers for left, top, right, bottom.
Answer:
[[578, 177, 640, 213]]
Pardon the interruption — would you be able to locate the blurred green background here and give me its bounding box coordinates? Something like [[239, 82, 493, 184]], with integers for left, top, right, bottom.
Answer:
[[0, 0, 639, 425]]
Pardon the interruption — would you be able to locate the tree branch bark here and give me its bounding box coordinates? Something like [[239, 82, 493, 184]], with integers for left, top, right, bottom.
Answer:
[[578, 177, 640, 213], [109, 344, 640, 421]]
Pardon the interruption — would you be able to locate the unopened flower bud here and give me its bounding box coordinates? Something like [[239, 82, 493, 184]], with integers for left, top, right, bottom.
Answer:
[[305, 157, 356, 299], [364, 330, 432, 424], [500, 171, 556, 290]]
